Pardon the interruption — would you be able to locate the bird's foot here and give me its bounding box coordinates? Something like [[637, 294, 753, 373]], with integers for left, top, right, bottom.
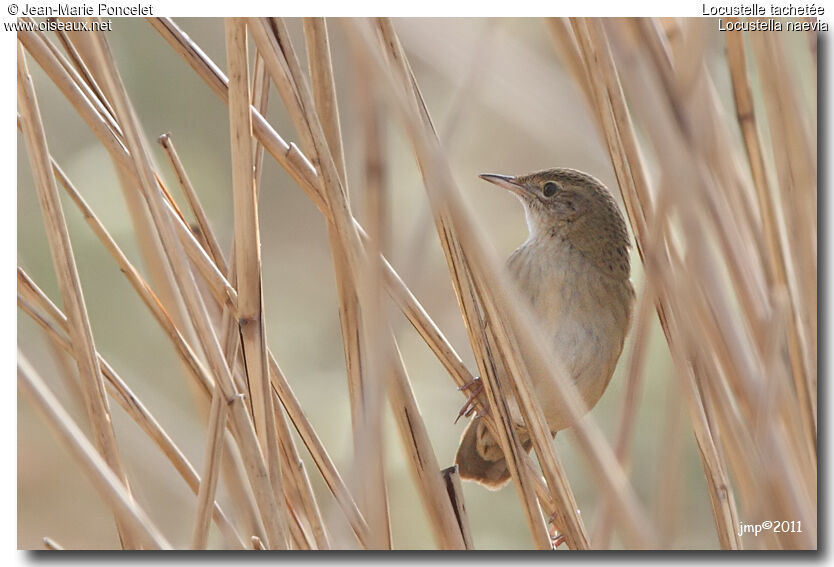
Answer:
[[547, 509, 578, 549], [455, 376, 489, 423], [550, 532, 566, 549], [547, 513, 566, 548]]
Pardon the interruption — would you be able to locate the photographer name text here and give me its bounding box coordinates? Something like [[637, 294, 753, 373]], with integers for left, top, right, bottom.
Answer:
[[20, 2, 152, 16]]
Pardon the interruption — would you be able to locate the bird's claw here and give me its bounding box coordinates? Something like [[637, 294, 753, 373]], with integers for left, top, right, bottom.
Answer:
[[551, 533, 566, 548], [547, 509, 578, 549], [454, 377, 488, 423], [547, 511, 566, 548]]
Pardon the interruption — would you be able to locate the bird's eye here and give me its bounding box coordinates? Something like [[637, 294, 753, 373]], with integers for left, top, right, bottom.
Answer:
[[542, 181, 560, 198]]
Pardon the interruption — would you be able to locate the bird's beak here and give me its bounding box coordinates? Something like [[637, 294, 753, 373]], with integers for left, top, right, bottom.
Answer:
[[479, 173, 527, 198]]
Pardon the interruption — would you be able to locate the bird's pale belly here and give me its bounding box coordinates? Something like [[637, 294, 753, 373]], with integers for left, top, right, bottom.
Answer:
[[513, 253, 631, 433]]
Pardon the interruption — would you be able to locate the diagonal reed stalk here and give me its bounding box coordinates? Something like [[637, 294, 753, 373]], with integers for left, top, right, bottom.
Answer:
[[17, 43, 140, 550], [18, 353, 170, 550], [17, 267, 245, 549]]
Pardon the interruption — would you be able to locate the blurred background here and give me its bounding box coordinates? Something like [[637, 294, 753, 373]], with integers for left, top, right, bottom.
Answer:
[[18, 18, 798, 549]]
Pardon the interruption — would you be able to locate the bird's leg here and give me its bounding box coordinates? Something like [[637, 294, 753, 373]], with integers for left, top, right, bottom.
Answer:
[[455, 376, 489, 423]]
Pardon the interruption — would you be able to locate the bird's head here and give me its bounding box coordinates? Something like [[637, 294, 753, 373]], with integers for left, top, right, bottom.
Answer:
[[480, 168, 631, 278]]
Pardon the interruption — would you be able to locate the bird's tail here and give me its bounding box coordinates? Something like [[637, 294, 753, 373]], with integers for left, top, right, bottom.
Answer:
[[454, 416, 532, 490]]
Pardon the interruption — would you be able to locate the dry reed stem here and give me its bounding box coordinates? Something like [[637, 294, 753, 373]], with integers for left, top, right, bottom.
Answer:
[[748, 32, 817, 446], [347, 23, 392, 546], [297, 23, 379, 504], [40, 25, 120, 137], [251, 51, 271, 192], [636, 21, 772, 316], [218, 433, 269, 544], [586, 18, 815, 549], [304, 18, 348, 185], [639, 196, 744, 550], [149, 18, 322, 201], [273, 415, 330, 550], [267, 357, 370, 546], [300, 31, 372, 505], [158, 133, 227, 270], [17, 27, 124, 156], [160, 198, 238, 310], [257, 16, 395, 547], [357, 46, 466, 548], [80, 26, 287, 549], [725, 27, 819, 537], [147, 20, 479, 444], [354, 42, 466, 549], [158, 123, 327, 550], [274, 436, 318, 550], [17, 268, 246, 549], [195, 55, 331, 545], [46, 157, 217, 394], [387, 343, 468, 549], [246, 26, 373, 539], [592, 278, 653, 548], [52, 26, 112, 115], [568, 18, 650, 248], [22, 25, 209, 418], [644, 21, 813, 539], [18, 354, 170, 550], [264, 361, 329, 546], [250, 17, 474, 549], [41, 321, 88, 417], [441, 467, 473, 549], [249, 19, 366, 547], [62, 21, 201, 351], [225, 22, 289, 545], [33, 129, 263, 547], [40, 151, 264, 546], [546, 19, 594, 107], [173, 30, 326, 546], [152, 16, 367, 547], [58, 95, 364, 545], [682, 249, 804, 546], [724, 29, 788, 283], [21, 20, 369, 548], [436, 20, 494, 151], [17, 44, 139, 549], [637, 22, 783, 413], [191, 389, 229, 549], [602, 21, 747, 551], [249, 15, 370, 507], [568, 18, 743, 549]]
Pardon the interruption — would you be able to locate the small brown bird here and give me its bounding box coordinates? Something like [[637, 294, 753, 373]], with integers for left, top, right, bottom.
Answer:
[[455, 168, 635, 489]]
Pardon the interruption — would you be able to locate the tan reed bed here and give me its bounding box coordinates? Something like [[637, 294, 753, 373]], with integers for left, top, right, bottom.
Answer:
[[17, 17, 816, 550]]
